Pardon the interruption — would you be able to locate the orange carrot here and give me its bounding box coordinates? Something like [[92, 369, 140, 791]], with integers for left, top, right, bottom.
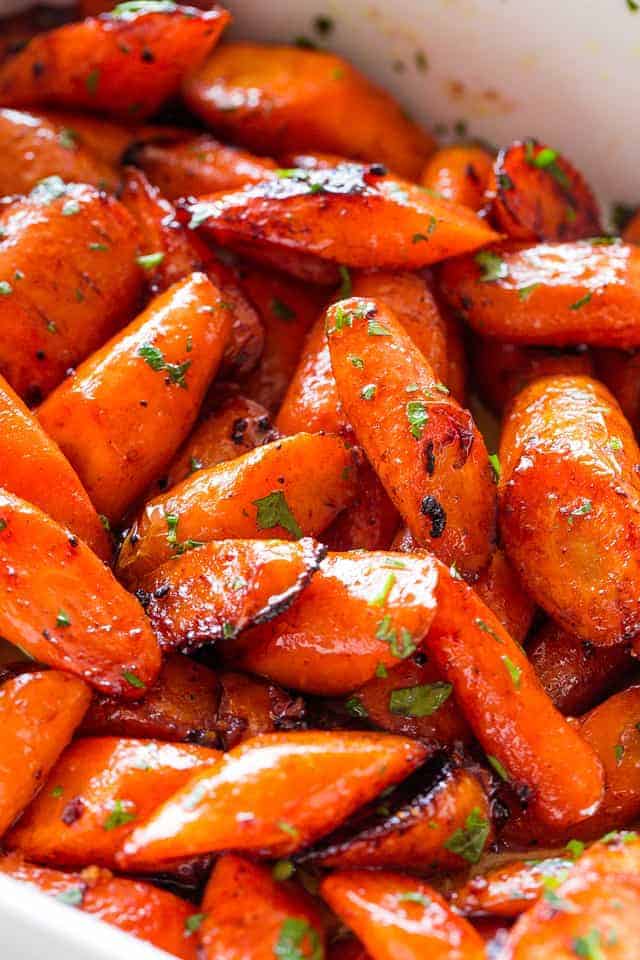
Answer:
[[421, 145, 494, 211]]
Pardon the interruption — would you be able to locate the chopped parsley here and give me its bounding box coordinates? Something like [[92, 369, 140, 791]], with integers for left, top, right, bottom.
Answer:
[[398, 891, 430, 906], [566, 839, 585, 859], [254, 490, 302, 538], [122, 669, 146, 690], [518, 283, 540, 301], [524, 141, 570, 189], [338, 265, 352, 297], [58, 129, 77, 150], [270, 298, 296, 321], [501, 654, 522, 689], [85, 69, 100, 95], [103, 799, 136, 831], [137, 252, 165, 270], [0, 282, 12, 295], [572, 929, 605, 960], [615, 743, 625, 765], [609, 436, 623, 451], [389, 682, 452, 718], [487, 754, 509, 781], [62, 200, 80, 216], [56, 886, 85, 906], [348, 354, 364, 369], [50, 786, 64, 798], [476, 250, 509, 282], [444, 807, 490, 864], [272, 860, 295, 881], [274, 917, 323, 960], [489, 453, 501, 480], [361, 384, 377, 400], [567, 498, 593, 525], [406, 400, 428, 439], [370, 572, 396, 606], [570, 292, 592, 310], [474, 617, 504, 644], [375, 662, 388, 679], [138, 342, 190, 388], [276, 820, 299, 838], [184, 913, 205, 935], [345, 696, 368, 718], [56, 610, 71, 628], [367, 318, 391, 336]]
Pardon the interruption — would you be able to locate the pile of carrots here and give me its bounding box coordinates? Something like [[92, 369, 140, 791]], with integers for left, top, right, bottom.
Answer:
[[2, 2, 640, 957]]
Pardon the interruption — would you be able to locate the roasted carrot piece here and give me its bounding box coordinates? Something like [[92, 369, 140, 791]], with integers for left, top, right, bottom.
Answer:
[[234, 551, 439, 695], [352, 655, 472, 748], [182, 42, 434, 180], [0, 671, 90, 837], [424, 562, 604, 828], [0, 5, 230, 119], [441, 307, 468, 405], [307, 766, 492, 871], [474, 550, 536, 648], [0, 854, 199, 959], [473, 339, 594, 416], [0, 488, 160, 697], [528, 619, 631, 716], [151, 395, 276, 497], [116, 432, 356, 584], [0, 179, 142, 405], [81, 654, 221, 746], [118, 731, 428, 868], [121, 168, 264, 376], [487, 139, 602, 241], [237, 266, 325, 412], [0, 6, 74, 67], [0, 107, 119, 194], [504, 834, 640, 959], [137, 538, 326, 652], [327, 297, 496, 576], [322, 459, 400, 552], [198, 854, 325, 960], [38, 272, 231, 525], [623, 209, 640, 244], [451, 855, 575, 918], [216, 670, 306, 750], [0, 372, 111, 560], [321, 870, 485, 960], [132, 133, 278, 200], [421, 145, 494, 211], [499, 375, 640, 645], [439, 239, 640, 348], [185, 164, 499, 281], [593, 347, 640, 434], [350, 271, 449, 385], [6, 736, 221, 869]]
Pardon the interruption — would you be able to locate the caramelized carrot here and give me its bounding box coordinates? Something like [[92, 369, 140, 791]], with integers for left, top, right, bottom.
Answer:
[[452, 855, 575, 918], [0, 5, 230, 119], [322, 459, 400, 552], [6, 736, 221, 869], [499, 375, 640, 645], [593, 347, 640, 434], [118, 731, 428, 868], [441, 307, 468, 404], [321, 870, 485, 960], [132, 132, 278, 199], [0, 671, 90, 837], [216, 670, 306, 750], [185, 164, 499, 281], [182, 43, 434, 180], [0, 488, 160, 697], [198, 854, 325, 960], [235, 551, 439, 695], [0, 179, 142, 404], [0, 854, 199, 958], [421, 145, 494, 211], [327, 297, 495, 576], [474, 550, 536, 648], [116, 432, 356, 584], [137, 538, 326, 652], [40, 109, 152, 167], [38, 273, 231, 525], [488, 139, 601, 241], [0, 372, 111, 560], [439, 239, 640, 347]]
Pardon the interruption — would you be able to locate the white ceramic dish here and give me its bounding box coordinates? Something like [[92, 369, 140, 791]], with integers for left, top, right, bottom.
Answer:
[[1, 0, 640, 956]]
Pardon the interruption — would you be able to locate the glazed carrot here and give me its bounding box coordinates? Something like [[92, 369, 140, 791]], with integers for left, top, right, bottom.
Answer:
[[198, 854, 325, 960], [424, 562, 604, 828], [0, 6, 74, 67], [327, 297, 496, 575], [439, 239, 640, 347], [237, 266, 325, 412], [121, 168, 264, 375], [350, 271, 449, 385], [321, 870, 485, 960], [487, 139, 601, 241], [322, 459, 400, 552], [81, 654, 221, 745], [182, 43, 434, 180], [352, 656, 472, 748], [308, 766, 492, 871], [0, 107, 119, 194], [623, 209, 640, 244], [473, 339, 593, 416], [528, 620, 630, 715], [216, 670, 306, 750], [594, 347, 640, 434], [150, 395, 277, 497], [234, 551, 439, 695], [421, 145, 494, 211], [116, 432, 356, 584], [451, 855, 575, 918], [441, 307, 468, 404], [0, 179, 141, 404], [0, 372, 111, 560], [0, 854, 199, 959], [132, 133, 278, 200], [474, 550, 536, 648], [0, 671, 90, 837], [118, 731, 428, 868], [0, 488, 160, 697], [0, 5, 230, 119], [185, 164, 499, 281], [7, 737, 221, 869], [504, 834, 640, 959], [499, 376, 640, 645], [39, 273, 230, 525], [40, 110, 185, 168], [137, 538, 326, 652]]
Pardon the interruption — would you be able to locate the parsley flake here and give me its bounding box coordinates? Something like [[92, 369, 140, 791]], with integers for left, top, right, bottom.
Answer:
[[345, 696, 368, 718], [348, 354, 364, 369], [444, 807, 490, 864], [502, 654, 522, 689], [270, 298, 296, 321], [122, 670, 146, 690], [570, 292, 593, 310], [254, 491, 302, 538], [338, 265, 352, 297], [367, 318, 391, 336], [56, 886, 85, 906], [370, 572, 396, 606], [487, 754, 509, 781], [389, 682, 452, 718], [274, 917, 323, 960], [476, 250, 509, 282], [56, 610, 71, 628], [361, 384, 377, 400], [398, 891, 430, 906], [406, 400, 428, 439], [137, 252, 165, 270], [103, 799, 136, 831], [184, 913, 205, 936]]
